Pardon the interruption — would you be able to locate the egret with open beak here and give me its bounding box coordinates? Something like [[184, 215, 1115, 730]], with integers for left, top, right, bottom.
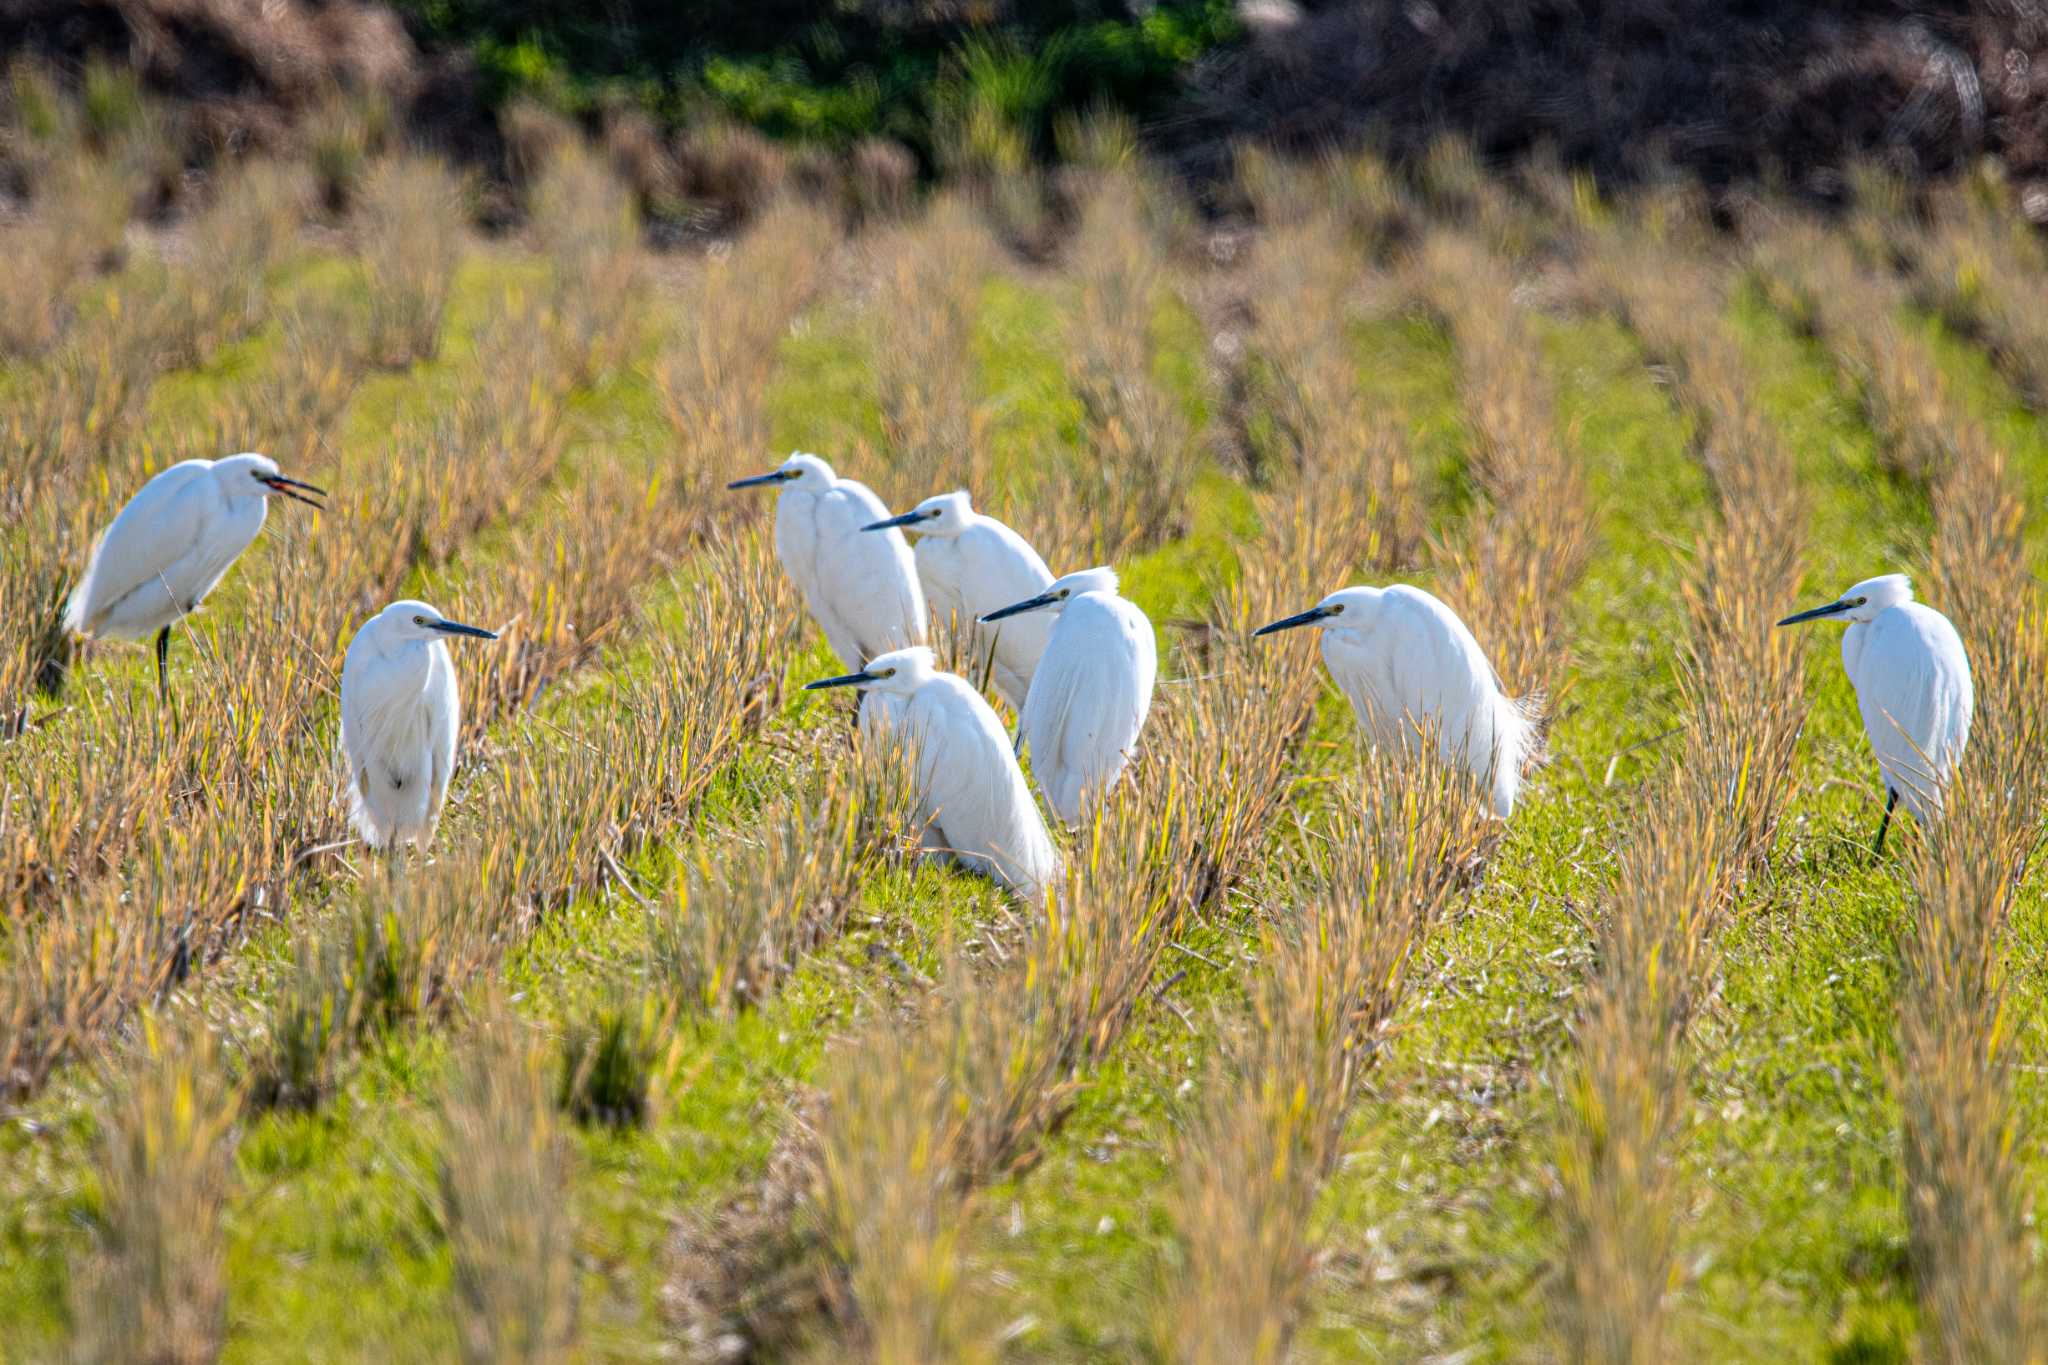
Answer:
[[64, 451, 328, 699]]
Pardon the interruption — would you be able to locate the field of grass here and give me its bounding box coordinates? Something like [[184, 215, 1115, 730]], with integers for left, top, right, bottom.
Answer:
[[4, 98, 2048, 1363]]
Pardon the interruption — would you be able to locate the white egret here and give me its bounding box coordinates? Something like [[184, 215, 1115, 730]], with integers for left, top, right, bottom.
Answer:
[[728, 453, 925, 672], [64, 452, 326, 697], [339, 599, 498, 852], [1256, 584, 1537, 818], [806, 646, 1059, 900], [981, 567, 1156, 825], [862, 490, 1055, 710], [1777, 573, 1972, 851]]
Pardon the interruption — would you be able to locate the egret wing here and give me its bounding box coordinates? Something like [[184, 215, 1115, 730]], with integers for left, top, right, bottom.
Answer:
[[916, 538, 968, 631], [1020, 619, 1120, 822], [423, 647, 461, 836], [1856, 610, 1971, 813], [955, 522, 1054, 618], [911, 679, 1055, 893], [67, 461, 217, 629], [812, 483, 926, 662]]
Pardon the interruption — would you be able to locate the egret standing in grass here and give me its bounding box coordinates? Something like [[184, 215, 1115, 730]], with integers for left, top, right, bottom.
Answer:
[[728, 453, 925, 672], [807, 646, 1059, 900], [65, 452, 326, 698], [1777, 573, 1972, 851], [340, 599, 498, 852], [862, 489, 1055, 710], [982, 567, 1156, 825], [1255, 584, 1538, 818]]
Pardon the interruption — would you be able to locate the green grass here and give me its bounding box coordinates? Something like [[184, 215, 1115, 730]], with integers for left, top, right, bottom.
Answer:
[[12, 196, 2048, 1364]]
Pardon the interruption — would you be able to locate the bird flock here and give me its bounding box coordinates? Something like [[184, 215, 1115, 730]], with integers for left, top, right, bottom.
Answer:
[[63, 448, 1976, 880]]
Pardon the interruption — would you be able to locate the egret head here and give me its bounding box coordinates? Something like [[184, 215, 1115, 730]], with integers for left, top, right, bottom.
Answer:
[[862, 490, 972, 536], [802, 645, 935, 698], [1254, 585, 1382, 638], [215, 451, 326, 509], [979, 566, 1117, 623], [727, 451, 835, 492], [367, 598, 500, 647], [1777, 573, 1914, 628]]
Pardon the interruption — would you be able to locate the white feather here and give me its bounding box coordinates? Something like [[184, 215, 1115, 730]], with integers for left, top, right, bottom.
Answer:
[[66, 455, 279, 640], [340, 599, 493, 851], [749, 452, 925, 669], [854, 647, 1059, 899], [891, 491, 1056, 710], [1009, 568, 1157, 825], [1301, 584, 1535, 818]]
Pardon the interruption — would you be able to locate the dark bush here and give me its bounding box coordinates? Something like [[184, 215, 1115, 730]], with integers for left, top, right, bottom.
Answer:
[[1173, 1, 2048, 206]]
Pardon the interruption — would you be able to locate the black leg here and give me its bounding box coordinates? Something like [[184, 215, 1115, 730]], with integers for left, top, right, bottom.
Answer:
[[1873, 787, 1898, 855], [154, 626, 170, 702]]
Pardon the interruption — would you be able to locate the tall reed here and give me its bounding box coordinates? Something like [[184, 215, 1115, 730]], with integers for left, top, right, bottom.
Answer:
[[804, 479, 1358, 1359], [1057, 173, 1204, 559], [67, 1018, 237, 1365], [360, 155, 464, 369], [440, 1011, 580, 1362], [1554, 209, 1809, 1360], [1409, 231, 1590, 693], [1163, 745, 1487, 1362], [864, 193, 1003, 501]]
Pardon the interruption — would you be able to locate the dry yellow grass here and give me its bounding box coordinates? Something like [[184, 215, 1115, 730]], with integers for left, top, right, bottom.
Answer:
[[11, 73, 2048, 1361], [1058, 175, 1205, 558], [1409, 231, 1590, 694], [68, 1018, 238, 1365], [1163, 746, 1487, 1363], [1753, 197, 2048, 1357], [1554, 208, 1810, 1362], [440, 1009, 580, 1363], [360, 155, 465, 369]]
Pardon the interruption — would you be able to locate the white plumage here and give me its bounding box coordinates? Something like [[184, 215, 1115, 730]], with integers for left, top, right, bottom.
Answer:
[[339, 599, 498, 851], [65, 452, 325, 694], [1257, 584, 1537, 818], [863, 489, 1055, 710], [729, 452, 925, 671], [808, 646, 1059, 900], [982, 567, 1156, 825], [1779, 573, 1972, 843]]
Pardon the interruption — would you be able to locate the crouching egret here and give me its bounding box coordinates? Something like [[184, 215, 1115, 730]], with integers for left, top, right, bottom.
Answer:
[[807, 646, 1059, 900], [862, 490, 1055, 710], [1777, 573, 1972, 851], [728, 453, 925, 671], [981, 567, 1156, 825], [1256, 584, 1537, 818], [340, 600, 498, 852], [65, 452, 326, 698]]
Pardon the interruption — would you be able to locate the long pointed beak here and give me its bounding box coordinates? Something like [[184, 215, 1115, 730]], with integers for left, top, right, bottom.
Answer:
[[429, 619, 498, 641], [805, 670, 879, 690], [1254, 606, 1334, 637], [862, 510, 928, 532], [262, 475, 327, 510], [1776, 600, 1851, 627], [727, 470, 794, 490], [980, 591, 1060, 624]]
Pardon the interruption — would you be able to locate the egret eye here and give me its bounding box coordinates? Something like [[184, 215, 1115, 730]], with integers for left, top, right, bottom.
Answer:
[[1327, 603, 1345, 615], [1855, 596, 1869, 606], [413, 615, 427, 626], [880, 668, 897, 678]]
